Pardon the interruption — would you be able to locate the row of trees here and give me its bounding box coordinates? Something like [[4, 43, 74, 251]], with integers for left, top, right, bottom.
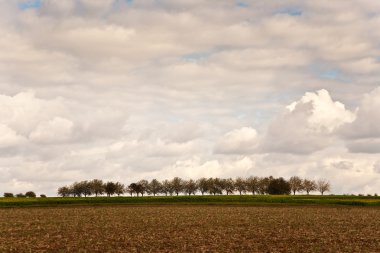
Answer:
[[57, 176, 331, 197], [3, 191, 46, 198]]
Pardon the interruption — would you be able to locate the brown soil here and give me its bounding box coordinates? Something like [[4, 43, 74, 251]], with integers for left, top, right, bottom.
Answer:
[[0, 205, 379, 252]]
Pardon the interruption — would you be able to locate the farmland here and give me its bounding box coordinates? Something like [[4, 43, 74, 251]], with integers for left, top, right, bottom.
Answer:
[[1, 194, 380, 207], [0, 205, 380, 252]]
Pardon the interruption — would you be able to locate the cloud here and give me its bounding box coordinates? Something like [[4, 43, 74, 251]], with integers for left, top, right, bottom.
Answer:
[[29, 117, 74, 144], [214, 127, 258, 154], [341, 87, 380, 153], [260, 89, 354, 154], [0, 0, 380, 195], [0, 124, 26, 148]]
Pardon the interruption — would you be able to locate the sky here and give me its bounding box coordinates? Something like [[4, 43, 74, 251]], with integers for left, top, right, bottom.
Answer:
[[1, 0, 380, 196]]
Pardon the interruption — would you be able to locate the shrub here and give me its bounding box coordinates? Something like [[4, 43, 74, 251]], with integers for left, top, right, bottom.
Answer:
[[40, 194, 47, 198], [16, 193, 26, 198], [25, 191, 37, 198], [267, 177, 291, 195], [3, 193, 14, 198]]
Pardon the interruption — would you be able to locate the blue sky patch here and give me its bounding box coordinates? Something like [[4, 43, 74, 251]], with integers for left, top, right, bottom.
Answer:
[[18, 0, 41, 10], [236, 2, 249, 8], [276, 7, 302, 16], [182, 51, 214, 61]]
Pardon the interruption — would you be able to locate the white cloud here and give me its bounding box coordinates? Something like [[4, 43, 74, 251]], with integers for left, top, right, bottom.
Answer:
[[261, 89, 354, 154], [0, 124, 26, 148], [0, 0, 380, 195], [29, 117, 74, 144], [214, 127, 258, 154]]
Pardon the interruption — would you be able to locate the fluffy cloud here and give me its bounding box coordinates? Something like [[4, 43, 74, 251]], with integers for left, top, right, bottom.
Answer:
[[260, 89, 354, 154]]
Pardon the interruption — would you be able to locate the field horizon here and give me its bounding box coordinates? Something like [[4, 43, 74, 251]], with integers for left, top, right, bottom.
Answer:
[[1, 194, 380, 208]]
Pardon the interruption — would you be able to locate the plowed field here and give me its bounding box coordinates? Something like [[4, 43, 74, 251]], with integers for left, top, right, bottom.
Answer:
[[1, 205, 379, 252]]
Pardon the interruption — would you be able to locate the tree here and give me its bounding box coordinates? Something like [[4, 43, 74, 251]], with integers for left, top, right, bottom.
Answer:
[[223, 178, 235, 195], [246, 176, 259, 195], [196, 178, 209, 195], [58, 186, 71, 197], [71, 182, 84, 197], [289, 176, 304, 195], [90, 179, 105, 197], [207, 178, 222, 195], [303, 179, 317, 195], [137, 180, 149, 197], [127, 183, 140, 197], [25, 191, 36, 198], [104, 181, 117, 197], [234, 177, 247, 195], [16, 193, 26, 198], [3, 193, 14, 197], [317, 179, 331, 195], [161, 180, 174, 196], [81, 181, 92, 197], [171, 177, 184, 196], [267, 177, 291, 195], [257, 177, 272, 195], [184, 179, 198, 195], [115, 182, 125, 196], [148, 179, 162, 196], [40, 194, 47, 198]]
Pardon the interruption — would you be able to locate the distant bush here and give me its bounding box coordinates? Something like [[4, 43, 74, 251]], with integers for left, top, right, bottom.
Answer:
[[375, 193, 378, 197], [40, 194, 47, 198], [3, 193, 14, 198], [25, 191, 36, 198], [16, 193, 26, 198]]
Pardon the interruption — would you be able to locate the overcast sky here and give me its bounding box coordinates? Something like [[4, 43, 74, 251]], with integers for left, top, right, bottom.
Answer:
[[1, 0, 380, 196]]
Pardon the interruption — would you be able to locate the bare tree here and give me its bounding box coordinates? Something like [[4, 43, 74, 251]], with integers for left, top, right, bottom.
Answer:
[[58, 186, 71, 197], [196, 178, 209, 195], [160, 180, 173, 196], [246, 176, 259, 195], [234, 177, 247, 195], [137, 180, 149, 197], [81, 181, 92, 197], [71, 182, 84, 197], [223, 178, 235, 195], [171, 177, 184, 196], [289, 176, 304, 195], [115, 182, 125, 196], [317, 179, 331, 195], [90, 179, 104, 197], [148, 179, 162, 196], [184, 179, 198, 195], [303, 179, 317, 195], [257, 177, 272, 195]]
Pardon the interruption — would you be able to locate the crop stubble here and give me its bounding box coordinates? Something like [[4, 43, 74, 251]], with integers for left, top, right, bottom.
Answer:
[[0, 205, 379, 252]]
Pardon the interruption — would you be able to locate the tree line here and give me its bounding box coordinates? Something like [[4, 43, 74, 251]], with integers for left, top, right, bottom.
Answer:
[[3, 191, 46, 198], [57, 176, 331, 197]]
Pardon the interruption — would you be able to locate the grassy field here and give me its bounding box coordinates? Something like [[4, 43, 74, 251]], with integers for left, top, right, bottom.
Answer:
[[1, 194, 380, 207], [0, 205, 379, 252]]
